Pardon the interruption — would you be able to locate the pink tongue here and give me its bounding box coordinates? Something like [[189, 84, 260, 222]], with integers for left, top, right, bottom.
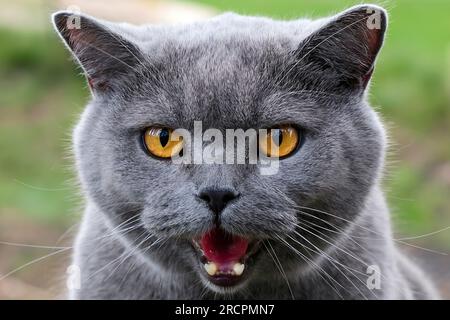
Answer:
[[200, 228, 248, 264]]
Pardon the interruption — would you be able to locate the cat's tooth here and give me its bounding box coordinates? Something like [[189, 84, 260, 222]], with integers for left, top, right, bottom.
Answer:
[[204, 262, 218, 276], [232, 262, 245, 276]]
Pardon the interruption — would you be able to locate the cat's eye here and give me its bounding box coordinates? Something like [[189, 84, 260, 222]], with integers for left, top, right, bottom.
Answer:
[[143, 127, 183, 159], [259, 125, 300, 158]]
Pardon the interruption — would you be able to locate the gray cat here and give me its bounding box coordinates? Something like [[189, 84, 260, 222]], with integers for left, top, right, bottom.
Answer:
[[52, 4, 439, 299]]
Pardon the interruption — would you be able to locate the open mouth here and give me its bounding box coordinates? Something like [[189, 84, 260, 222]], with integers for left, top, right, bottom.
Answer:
[[192, 227, 260, 287]]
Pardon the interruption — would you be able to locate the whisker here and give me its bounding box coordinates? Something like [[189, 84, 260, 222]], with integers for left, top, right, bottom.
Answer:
[[0, 247, 71, 281], [284, 232, 372, 300], [297, 206, 449, 255], [275, 234, 345, 299], [87, 230, 149, 281], [262, 181, 449, 257], [262, 240, 295, 299], [105, 233, 157, 282], [296, 210, 383, 262], [294, 222, 372, 271], [394, 226, 450, 241], [0, 241, 71, 250]]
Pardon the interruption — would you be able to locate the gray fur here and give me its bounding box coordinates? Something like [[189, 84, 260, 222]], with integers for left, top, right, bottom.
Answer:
[[52, 4, 439, 299]]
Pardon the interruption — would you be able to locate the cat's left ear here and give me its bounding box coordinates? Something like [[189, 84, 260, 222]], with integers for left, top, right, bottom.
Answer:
[[52, 11, 144, 94], [293, 5, 387, 92]]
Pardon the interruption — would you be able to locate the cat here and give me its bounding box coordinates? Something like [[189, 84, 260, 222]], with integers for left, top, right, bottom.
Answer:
[[52, 4, 439, 299]]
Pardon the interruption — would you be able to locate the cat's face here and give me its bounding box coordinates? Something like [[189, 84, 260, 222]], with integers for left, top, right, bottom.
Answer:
[[54, 4, 387, 294]]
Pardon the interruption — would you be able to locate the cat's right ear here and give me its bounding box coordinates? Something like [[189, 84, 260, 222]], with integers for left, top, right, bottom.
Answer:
[[289, 5, 387, 94], [52, 11, 144, 94]]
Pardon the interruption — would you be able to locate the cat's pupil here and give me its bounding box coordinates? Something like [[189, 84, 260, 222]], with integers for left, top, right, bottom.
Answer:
[[159, 128, 170, 147], [272, 129, 283, 147]]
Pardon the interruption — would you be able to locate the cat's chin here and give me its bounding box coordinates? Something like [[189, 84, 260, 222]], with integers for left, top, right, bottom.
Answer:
[[190, 227, 262, 291]]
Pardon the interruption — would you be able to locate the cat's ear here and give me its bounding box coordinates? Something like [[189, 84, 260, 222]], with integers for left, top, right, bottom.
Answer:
[[52, 11, 144, 93], [293, 5, 387, 92]]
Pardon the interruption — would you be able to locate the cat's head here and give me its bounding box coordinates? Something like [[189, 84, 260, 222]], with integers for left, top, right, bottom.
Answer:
[[53, 4, 387, 294]]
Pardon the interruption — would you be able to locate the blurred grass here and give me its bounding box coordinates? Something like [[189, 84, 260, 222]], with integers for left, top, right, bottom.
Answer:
[[0, 28, 87, 226], [0, 0, 449, 250]]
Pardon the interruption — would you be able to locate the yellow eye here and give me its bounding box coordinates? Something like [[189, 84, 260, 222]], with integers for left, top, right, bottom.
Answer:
[[259, 125, 299, 158], [143, 127, 183, 159]]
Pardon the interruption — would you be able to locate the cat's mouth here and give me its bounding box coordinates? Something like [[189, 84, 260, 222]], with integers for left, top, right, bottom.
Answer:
[[192, 227, 261, 287]]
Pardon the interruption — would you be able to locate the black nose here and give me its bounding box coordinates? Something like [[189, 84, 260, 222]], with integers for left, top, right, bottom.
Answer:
[[198, 189, 238, 217]]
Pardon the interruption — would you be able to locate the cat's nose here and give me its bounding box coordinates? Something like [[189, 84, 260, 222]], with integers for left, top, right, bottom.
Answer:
[[198, 188, 239, 218]]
